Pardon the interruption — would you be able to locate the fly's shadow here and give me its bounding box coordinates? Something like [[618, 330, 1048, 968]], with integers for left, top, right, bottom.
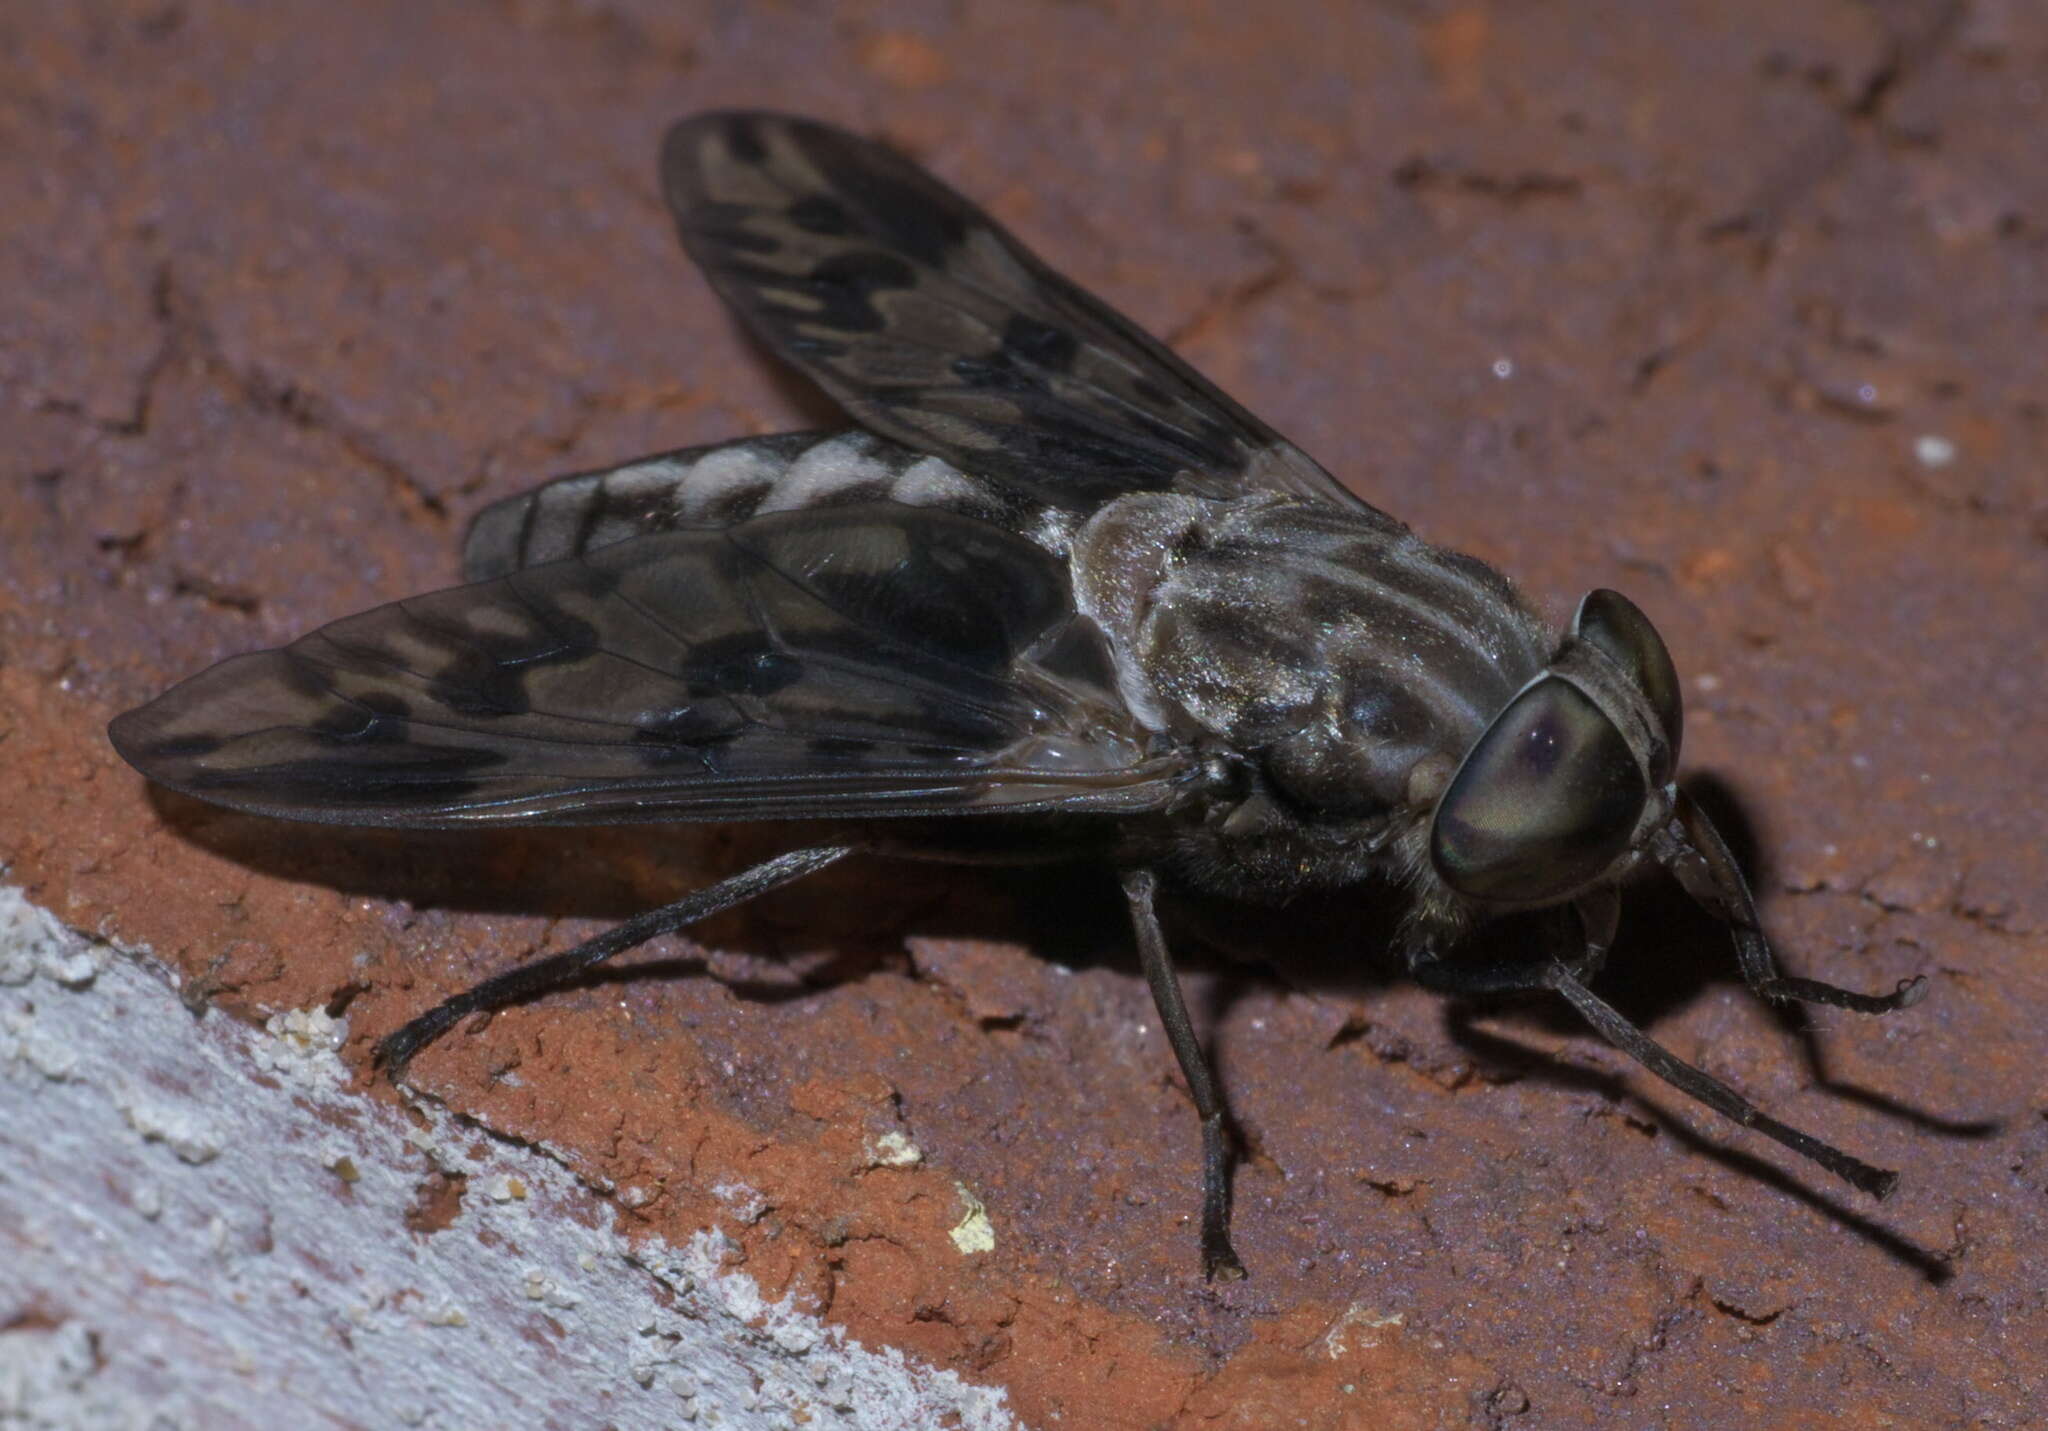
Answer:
[[150, 779, 1143, 1006]]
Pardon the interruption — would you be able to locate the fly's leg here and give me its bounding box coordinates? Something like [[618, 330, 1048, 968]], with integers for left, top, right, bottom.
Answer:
[[1567, 887, 1619, 983], [1122, 868, 1245, 1282], [375, 845, 859, 1076], [1408, 947, 1903, 1199], [1665, 792, 1927, 1015]]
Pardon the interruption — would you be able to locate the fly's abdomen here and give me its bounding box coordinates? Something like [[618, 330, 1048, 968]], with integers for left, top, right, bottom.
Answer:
[[462, 429, 1066, 580]]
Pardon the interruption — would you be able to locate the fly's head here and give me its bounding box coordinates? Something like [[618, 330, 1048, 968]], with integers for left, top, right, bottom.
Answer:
[[1427, 588, 1683, 915]]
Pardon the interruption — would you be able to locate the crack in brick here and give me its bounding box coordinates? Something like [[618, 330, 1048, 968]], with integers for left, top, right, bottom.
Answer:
[[1781, 875, 2028, 938], [32, 264, 182, 438], [167, 569, 262, 617], [1149, 209, 1305, 356], [1164, 257, 1294, 353], [1604, 1285, 1699, 1399], [33, 260, 452, 535], [1706, 1291, 1786, 1327], [1391, 154, 1584, 206], [1720, 2, 1965, 247], [1891, 455, 2036, 524], [230, 361, 450, 528], [1627, 3, 1969, 400]]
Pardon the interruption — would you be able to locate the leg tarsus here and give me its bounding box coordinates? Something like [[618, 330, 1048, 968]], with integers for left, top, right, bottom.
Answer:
[[1123, 868, 1244, 1282], [1753, 973, 1928, 1014], [1199, 1111, 1245, 1281]]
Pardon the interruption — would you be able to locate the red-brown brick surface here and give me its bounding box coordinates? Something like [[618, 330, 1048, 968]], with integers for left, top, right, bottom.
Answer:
[[4, 2, 2043, 1426]]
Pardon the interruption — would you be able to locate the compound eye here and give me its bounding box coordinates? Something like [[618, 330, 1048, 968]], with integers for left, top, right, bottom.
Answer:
[[1573, 588, 1682, 771], [1430, 677, 1648, 904]]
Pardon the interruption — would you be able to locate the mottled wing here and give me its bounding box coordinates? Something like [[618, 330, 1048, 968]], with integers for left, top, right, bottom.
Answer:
[[662, 111, 1358, 511], [110, 505, 1180, 828], [463, 430, 1061, 582]]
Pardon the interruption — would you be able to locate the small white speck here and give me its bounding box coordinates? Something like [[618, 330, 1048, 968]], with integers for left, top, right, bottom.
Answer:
[[1913, 434, 1957, 468], [866, 1130, 923, 1168], [712, 1181, 770, 1224], [949, 1184, 996, 1255], [1856, 383, 1879, 405], [1694, 673, 1721, 693], [123, 1097, 223, 1165], [42, 944, 103, 989], [1491, 357, 1514, 379]]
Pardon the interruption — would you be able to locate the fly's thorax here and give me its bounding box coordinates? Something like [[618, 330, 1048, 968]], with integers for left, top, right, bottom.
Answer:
[[1074, 493, 1562, 899], [1068, 490, 1263, 738], [1129, 498, 1547, 808]]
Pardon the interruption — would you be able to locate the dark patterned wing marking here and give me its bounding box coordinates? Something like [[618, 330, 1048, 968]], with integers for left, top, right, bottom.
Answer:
[[111, 505, 1181, 828], [662, 111, 1360, 512], [464, 430, 1068, 583]]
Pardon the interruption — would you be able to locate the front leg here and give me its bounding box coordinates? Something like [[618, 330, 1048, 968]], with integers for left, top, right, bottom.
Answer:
[[1568, 886, 1619, 984], [1122, 868, 1245, 1281], [1666, 792, 1926, 1015], [1408, 944, 1904, 1199]]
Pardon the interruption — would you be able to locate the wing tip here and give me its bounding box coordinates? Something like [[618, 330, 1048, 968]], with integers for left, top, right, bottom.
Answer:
[[661, 110, 828, 197]]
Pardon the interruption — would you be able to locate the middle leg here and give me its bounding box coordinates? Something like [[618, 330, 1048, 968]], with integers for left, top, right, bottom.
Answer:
[[1122, 868, 1245, 1281]]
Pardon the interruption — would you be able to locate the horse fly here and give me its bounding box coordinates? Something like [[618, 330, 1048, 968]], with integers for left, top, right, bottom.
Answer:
[[111, 112, 1926, 1279]]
